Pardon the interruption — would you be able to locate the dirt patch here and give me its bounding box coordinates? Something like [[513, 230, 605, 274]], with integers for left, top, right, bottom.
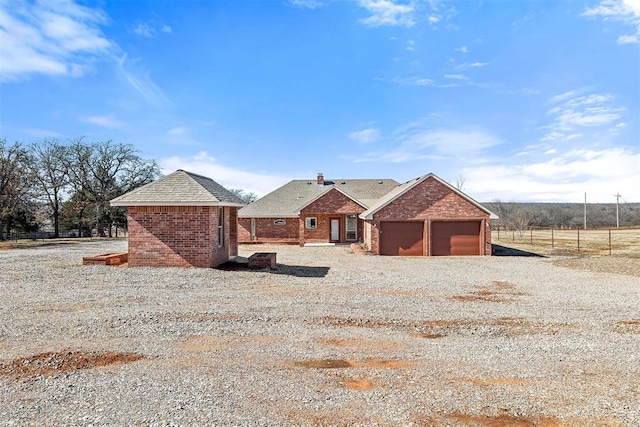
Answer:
[[295, 358, 413, 370], [451, 281, 526, 303], [312, 316, 570, 338], [0, 349, 145, 379], [614, 319, 640, 334], [412, 411, 566, 427], [467, 378, 530, 387], [296, 359, 356, 369], [342, 377, 376, 390], [317, 338, 402, 350]]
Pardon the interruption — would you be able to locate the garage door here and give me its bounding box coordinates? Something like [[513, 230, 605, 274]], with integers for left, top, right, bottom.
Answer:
[[380, 222, 424, 256], [431, 221, 481, 256]]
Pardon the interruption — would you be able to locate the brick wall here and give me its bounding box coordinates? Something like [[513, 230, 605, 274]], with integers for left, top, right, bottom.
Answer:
[[366, 178, 491, 255], [301, 188, 366, 214], [238, 217, 299, 243], [299, 189, 366, 245], [127, 205, 233, 267]]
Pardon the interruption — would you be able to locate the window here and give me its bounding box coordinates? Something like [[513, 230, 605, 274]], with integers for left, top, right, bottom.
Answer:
[[218, 207, 224, 247], [274, 219, 286, 225], [346, 214, 357, 240], [305, 217, 317, 229]]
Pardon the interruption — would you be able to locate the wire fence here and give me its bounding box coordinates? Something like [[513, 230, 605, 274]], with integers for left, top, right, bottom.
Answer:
[[493, 226, 640, 255]]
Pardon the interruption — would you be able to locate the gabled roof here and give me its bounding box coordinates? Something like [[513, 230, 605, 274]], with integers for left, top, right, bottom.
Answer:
[[359, 173, 499, 220], [110, 170, 246, 207], [238, 178, 399, 218]]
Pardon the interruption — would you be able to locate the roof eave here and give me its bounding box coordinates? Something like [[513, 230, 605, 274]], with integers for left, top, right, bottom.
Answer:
[[110, 201, 246, 207]]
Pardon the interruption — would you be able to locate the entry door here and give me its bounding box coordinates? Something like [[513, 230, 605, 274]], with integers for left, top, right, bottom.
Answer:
[[330, 218, 340, 241]]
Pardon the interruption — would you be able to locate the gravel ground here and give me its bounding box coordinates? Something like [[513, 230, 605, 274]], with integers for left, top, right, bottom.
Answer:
[[1, 240, 639, 426]]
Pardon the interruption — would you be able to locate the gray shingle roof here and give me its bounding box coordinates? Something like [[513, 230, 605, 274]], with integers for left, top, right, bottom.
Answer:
[[238, 178, 400, 218], [110, 170, 246, 207]]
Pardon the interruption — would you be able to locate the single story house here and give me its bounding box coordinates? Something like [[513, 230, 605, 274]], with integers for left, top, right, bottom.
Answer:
[[239, 172, 497, 256], [110, 169, 245, 267]]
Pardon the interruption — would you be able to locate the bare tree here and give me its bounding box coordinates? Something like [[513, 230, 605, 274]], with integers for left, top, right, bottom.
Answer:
[[453, 175, 466, 192], [0, 139, 32, 240], [63, 138, 160, 237], [29, 139, 69, 238], [229, 188, 258, 204]]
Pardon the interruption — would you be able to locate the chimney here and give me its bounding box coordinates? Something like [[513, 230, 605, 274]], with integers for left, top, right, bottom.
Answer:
[[317, 173, 324, 186]]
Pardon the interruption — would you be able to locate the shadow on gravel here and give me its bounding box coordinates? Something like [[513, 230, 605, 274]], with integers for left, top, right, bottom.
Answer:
[[492, 244, 545, 257], [217, 260, 330, 278]]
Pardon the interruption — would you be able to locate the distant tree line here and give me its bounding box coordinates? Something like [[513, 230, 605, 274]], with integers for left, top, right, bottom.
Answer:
[[0, 138, 160, 241], [486, 200, 640, 231]]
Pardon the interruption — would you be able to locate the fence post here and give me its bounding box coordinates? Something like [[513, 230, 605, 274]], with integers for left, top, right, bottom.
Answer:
[[577, 228, 580, 254], [512, 229, 515, 242], [609, 229, 611, 255], [530, 228, 533, 245], [551, 228, 554, 249]]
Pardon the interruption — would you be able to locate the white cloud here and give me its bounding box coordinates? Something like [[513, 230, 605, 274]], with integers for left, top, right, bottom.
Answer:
[[132, 23, 156, 38], [455, 46, 469, 53], [161, 25, 172, 33], [358, 128, 504, 163], [81, 114, 125, 129], [0, 0, 112, 81], [287, 0, 324, 9], [159, 152, 293, 197], [358, 0, 415, 27], [444, 73, 467, 80], [463, 147, 640, 202], [349, 128, 382, 144], [115, 54, 170, 108], [583, 0, 640, 44], [541, 89, 626, 141]]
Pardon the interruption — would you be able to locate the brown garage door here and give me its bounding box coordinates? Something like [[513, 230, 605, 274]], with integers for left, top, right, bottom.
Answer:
[[431, 221, 481, 256], [380, 222, 424, 256]]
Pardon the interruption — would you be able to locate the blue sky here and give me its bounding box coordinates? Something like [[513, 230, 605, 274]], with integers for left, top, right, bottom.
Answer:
[[1, 0, 638, 202]]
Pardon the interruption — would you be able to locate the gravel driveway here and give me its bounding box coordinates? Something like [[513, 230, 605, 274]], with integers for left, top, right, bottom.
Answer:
[[1, 240, 639, 426]]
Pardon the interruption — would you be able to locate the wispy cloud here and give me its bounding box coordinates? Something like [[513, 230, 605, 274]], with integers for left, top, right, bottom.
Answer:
[[583, 0, 640, 44], [455, 46, 469, 53], [349, 128, 382, 144], [159, 151, 293, 196], [130, 21, 173, 38], [0, 0, 112, 82], [541, 89, 626, 141], [358, 0, 415, 27], [80, 114, 125, 129], [357, 128, 504, 163], [115, 54, 170, 108], [463, 147, 640, 202], [287, 0, 324, 9]]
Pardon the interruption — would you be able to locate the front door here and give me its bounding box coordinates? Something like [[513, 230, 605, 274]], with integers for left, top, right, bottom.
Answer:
[[330, 218, 340, 242]]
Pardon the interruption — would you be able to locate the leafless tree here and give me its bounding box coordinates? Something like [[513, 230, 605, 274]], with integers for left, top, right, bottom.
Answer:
[[29, 139, 69, 238], [0, 139, 32, 240], [63, 138, 160, 237], [230, 188, 258, 204], [453, 175, 466, 192]]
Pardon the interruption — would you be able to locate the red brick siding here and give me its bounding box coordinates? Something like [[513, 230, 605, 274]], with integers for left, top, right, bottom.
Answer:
[[367, 178, 491, 255], [127, 205, 233, 267], [238, 217, 299, 243], [301, 188, 366, 214]]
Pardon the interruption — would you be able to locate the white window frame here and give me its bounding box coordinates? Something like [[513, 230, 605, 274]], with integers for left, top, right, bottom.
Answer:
[[305, 217, 317, 229]]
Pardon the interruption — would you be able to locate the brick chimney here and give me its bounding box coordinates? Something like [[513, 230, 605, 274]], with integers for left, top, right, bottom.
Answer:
[[317, 173, 324, 186]]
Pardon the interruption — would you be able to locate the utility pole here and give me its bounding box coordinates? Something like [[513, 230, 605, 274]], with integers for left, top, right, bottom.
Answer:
[[614, 193, 621, 228], [584, 192, 587, 230]]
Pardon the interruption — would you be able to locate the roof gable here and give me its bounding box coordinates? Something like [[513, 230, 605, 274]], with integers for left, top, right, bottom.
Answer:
[[359, 173, 498, 220], [238, 178, 399, 218], [297, 186, 367, 213], [110, 170, 246, 207]]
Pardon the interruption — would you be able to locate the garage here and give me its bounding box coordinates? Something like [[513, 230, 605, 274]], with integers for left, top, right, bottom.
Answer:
[[431, 221, 481, 256], [380, 222, 424, 256]]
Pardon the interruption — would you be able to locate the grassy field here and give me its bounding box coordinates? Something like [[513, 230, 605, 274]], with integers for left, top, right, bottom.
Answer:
[[0, 237, 124, 250], [493, 227, 640, 257]]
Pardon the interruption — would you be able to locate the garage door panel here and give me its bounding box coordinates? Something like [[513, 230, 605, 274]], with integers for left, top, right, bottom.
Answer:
[[432, 221, 481, 256], [381, 222, 424, 256]]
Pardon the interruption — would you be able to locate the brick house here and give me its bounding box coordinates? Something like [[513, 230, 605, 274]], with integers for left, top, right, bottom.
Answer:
[[238, 174, 399, 246], [110, 170, 245, 267], [239, 172, 497, 255]]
